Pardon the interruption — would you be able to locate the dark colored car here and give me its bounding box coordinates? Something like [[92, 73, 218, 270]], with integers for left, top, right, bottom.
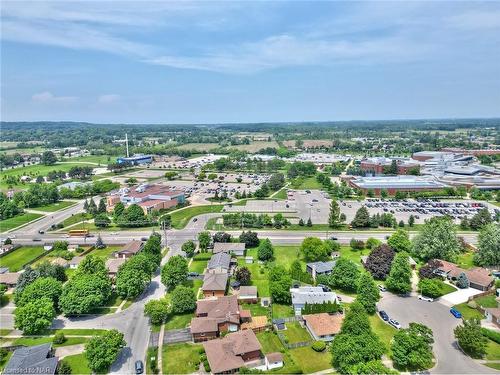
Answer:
[[135, 360, 144, 374], [379, 310, 389, 321], [330, 236, 338, 241]]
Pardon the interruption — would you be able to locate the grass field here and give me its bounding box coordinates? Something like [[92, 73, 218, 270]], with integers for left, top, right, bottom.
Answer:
[[66, 155, 113, 165], [61, 212, 93, 227], [162, 343, 202, 374], [256, 331, 302, 374], [453, 302, 484, 320], [0, 212, 43, 232], [282, 321, 311, 344], [90, 245, 122, 259], [272, 303, 295, 318], [170, 204, 223, 229], [290, 176, 323, 190], [0, 351, 12, 372], [0, 246, 46, 271], [225, 141, 280, 153], [51, 328, 108, 335], [13, 336, 89, 347], [486, 339, 500, 360], [369, 314, 397, 355], [271, 188, 288, 200], [164, 313, 194, 330], [475, 295, 498, 308], [177, 143, 219, 151], [288, 346, 332, 373], [32, 200, 76, 212], [339, 246, 371, 267], [239, 303, 269, 317], [456, 252, 475, 269], [63, 353, 91, 375], [188, 259, 207, 274]]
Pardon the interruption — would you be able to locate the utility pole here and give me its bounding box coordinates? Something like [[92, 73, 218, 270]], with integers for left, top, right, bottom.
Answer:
[[125, 133, 129, 158]]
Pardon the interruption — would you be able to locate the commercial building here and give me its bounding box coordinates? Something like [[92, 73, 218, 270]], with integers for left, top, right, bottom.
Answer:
[[116, 154, 153, 165], [360, 157, 420, 175], [347, 175, 448, 195]]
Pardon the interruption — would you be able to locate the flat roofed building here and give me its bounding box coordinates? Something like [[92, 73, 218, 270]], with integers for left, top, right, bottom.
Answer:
[[117, 154, 153, 165], [348, 175, 448, 194], [360, 157, 420, 175], [290, 286, 338, 316]]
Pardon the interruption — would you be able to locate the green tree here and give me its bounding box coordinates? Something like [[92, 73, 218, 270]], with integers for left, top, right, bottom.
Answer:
[[171, 286, 197, 314], [14, 297, 55, 334], [391, 323, 434, 370], [16, 277, 62, 308], [300, 237, 329, 262], [257, 239, 274, 261], [235, 267, 252, 286], [386, 252, 412, 294], [269, 273, 292, 304], [57, 360, 72, 375], [144, 298, 170, 325], [387, 229, 411, 252], [456, 272, 470, 289], [239, 231, 259, 248], [330, 258, 360, 293], [474, 223, 500, 267], [454, 319, 488, 358], [306, 217, 313, 227], [412, 216, 461, 261], [76, 254, 108, 277], [115, 261, 150, 299], [85, 329, 126, 373], [408, 215, 415, 227], [94, 213, 111, 228], [112, 201, 125, 221], [181, 240, 196, 258], [97, 198, 107, 214], [198, 231, 211, 252], [161, 256, 188, 290], [328, 200, 342, 228], [87, 199, 97, 215], [59, 274, 112, 315], [41, 151, 57, 165], [351, 360, 397, 375], [418, 278, 443, 298], [119, 204, 147, 226], [357, 273, 380, 314], [289, 260, 303, 281], [469, 208, 493, 230], [351, 206, 370, 228]]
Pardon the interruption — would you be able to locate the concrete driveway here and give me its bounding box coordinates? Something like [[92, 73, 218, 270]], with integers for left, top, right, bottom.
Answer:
[[439, 288, 483, 306], [377, 293, 496, 374]]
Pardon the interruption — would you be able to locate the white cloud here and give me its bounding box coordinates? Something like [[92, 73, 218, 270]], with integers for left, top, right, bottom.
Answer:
[[98, 94, 121, 104], [32, 91, 77, 103]]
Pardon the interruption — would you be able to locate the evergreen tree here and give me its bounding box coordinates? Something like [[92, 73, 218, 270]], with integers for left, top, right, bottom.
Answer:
[[328, 200, 342, 228], [386, 252, 412, 294], [97, 198, 107, 214], [357, 273, 380, 314]]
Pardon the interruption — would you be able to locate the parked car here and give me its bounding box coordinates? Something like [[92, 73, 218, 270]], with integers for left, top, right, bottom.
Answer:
[[379, 310, 389, 321], [32, 238, 42, 242], [193, 218, 198, 222], [330, 236, 338, 241], [378, 285, 387, 292], [389, 319, 401, 329], [135, 360, 144, 374], [450, 308, 462, 318], [38, 229, 45, 234], [141, 237, 148, 241], [418, 295, 434, 302]]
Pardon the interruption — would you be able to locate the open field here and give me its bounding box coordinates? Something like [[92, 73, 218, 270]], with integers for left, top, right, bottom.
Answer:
[[63, 353, 91, 375], [225, 141, 280, 153], [90, 245, 122, 259], [0, 212, 43, 232], [66, 154, 113, 164], [369, 314, 397, 355], [164, 313, 193, 330], [290, 176, 323, 190], [32, 200, 76, 212], [61, 212, 92, 227], [0, 246, 46, 271], [176, 143, 219, 151], [13, 336, 89, 347]]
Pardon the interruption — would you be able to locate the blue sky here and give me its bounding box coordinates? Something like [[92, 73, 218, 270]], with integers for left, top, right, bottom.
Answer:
[[1, 1, 500, 123]]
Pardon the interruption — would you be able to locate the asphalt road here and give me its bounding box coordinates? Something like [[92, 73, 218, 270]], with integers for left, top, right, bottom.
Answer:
[[377, 293, 497, 374]]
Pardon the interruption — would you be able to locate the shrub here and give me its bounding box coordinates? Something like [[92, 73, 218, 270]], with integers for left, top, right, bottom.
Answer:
[[53, 331, 66, 344], [312, 341, 326, 352], [482, 328, 500, 344]]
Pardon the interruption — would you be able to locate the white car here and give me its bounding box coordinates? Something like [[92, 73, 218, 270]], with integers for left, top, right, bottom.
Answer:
[[378, 285, 387, 292], [418, 295, 434, 302], [389, 319, 401, 329]]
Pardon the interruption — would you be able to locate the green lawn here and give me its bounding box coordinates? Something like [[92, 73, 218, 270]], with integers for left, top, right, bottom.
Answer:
[[61, 213, 93, 227], [339, 246, 371, 268], [66, 155, 112, 165], [0, 351, 12, 372], [32, 200, 76, 212], [369, 314, 397, 355], [0, 328, 12, 335], [188, 259, 208, 274], [486, 339, 500, 360], [162, 343, 202, 374], [439, 282, 457, 296], [164, 313, 194, 330], [272, 188, 288, 200], [51, 328, 108, 335], [170, 204, 223, 229], [0, 213, 43, 232], [0, 246, 46, 271], [282, 321, 311, 344], [256, 332, 302, 374], [476, 295, 498, 308], [272, 303, 295, 318], [90, 245, 122, 259], [239, 303, 270, 317], [288, 346, 332, 373], [237, 253, 270, 297], [13, 336, 88, 347], [453, 302, 484, 320], [456, 252, 475, 269], [63, 353, 91, 375], [146, 346, 159, 375], [290, 176, 323, 190]]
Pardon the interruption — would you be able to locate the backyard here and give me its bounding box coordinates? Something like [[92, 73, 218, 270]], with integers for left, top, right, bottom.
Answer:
[[63, 353, 91, 375], [281, 321, 311, 344], [0, 246, 47, 271]]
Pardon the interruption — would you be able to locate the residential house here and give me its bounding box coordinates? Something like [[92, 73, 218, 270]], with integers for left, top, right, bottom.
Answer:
[[435, 259, 494, 291], [290, 286, 338, 316], [0, 272, 20, 287], [206, 252, 231, 273], [213, 242, 246, 256], [202, 272, 229, 298], [3, 343, 58, 375], [50, 258, 69, 268], [238, 286, 258, 303], [306, 261, 336, 281], [106, 258, 127, 278], [190, 295, 251, 342], [485, 308, 500, 328], [303, 313, 344, 342], [203, 329, 263, 374], [68, 256, 84, 269], [114, 240, 143, 259]]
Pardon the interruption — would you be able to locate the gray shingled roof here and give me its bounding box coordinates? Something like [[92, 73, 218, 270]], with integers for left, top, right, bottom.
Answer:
[[4, 343, 57, 375], [207, 252, 231, 270], [307, 261, 336, 274], [291, 286, 337, 305]]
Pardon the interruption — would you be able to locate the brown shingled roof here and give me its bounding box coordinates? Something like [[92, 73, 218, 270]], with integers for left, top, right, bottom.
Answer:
[[304, 313, 344, 337]]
